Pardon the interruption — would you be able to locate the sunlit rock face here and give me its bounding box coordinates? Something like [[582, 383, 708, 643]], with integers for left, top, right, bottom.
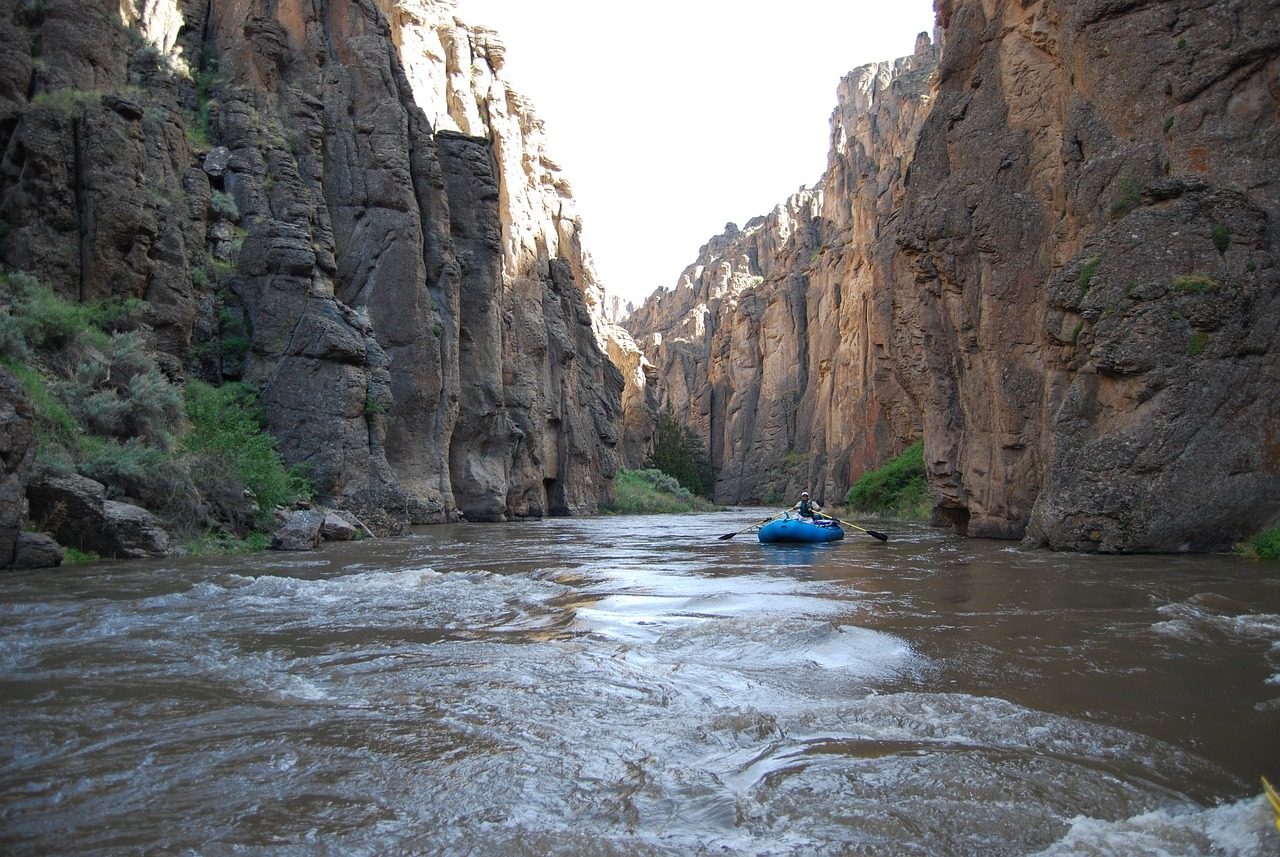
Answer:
[[0, 0, 623, 528], [625, 36, 939, 505], [629, 0, 1280, 552]]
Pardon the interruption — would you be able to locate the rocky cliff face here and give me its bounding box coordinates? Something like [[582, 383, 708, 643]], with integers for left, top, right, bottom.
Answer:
[[628, 0, 1280, 552], [625, 35, 939, 504], [893, 0, 1279, 550], [0, 0, 623, 528]]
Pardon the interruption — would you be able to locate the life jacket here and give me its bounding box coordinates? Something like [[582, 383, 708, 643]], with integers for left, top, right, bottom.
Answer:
[[799, 498, 816, 517]]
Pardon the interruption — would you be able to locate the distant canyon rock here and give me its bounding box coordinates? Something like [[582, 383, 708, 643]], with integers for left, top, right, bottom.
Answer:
[[626, 1, 1280, 553]]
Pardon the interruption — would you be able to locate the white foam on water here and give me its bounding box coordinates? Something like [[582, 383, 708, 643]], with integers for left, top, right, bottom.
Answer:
[[1030, 795, 1278, 856], [654, 617, 917, 678], [1153, 594, 1280, 645]]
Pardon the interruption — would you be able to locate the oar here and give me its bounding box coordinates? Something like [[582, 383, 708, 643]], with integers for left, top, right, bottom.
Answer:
[[1264, 776, 1280, 832], [718, 510, 786, 540], [817, 512, 889, 542]]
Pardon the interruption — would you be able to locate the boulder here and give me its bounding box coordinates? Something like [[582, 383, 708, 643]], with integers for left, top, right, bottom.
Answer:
[[102, 500, 170, 558], [26, 472, 109, 553], [11, 532, 64, 569], [271, 509, 325, 551], [320, 511, 358, 541], [26, 472, 170, 559]]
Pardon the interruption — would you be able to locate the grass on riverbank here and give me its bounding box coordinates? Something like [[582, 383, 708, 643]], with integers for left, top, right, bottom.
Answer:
[[845, 440, 930, 519], [602, 469, 720, 514]]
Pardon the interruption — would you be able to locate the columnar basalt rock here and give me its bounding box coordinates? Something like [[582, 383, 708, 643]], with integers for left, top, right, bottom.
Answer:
[[0, 0, 623, 533]]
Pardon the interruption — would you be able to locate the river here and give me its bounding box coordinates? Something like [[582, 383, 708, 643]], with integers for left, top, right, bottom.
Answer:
[[1, 511, 1278, 855]]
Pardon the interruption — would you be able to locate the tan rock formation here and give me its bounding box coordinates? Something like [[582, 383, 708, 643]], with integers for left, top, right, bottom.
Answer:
[[0, 0, 623, 529]]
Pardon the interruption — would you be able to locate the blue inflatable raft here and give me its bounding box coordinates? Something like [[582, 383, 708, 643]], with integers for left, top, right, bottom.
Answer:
[[757, 514, 844, 543]]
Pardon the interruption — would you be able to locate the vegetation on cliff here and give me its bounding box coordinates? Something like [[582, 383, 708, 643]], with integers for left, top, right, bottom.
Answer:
[[845, 440, 929, 519], [602, 469, 719, 515], [0, 273, 311, 548]]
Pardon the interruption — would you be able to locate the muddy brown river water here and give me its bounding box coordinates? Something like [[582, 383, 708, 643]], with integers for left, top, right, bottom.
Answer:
[[1, 511, 1278, 855]]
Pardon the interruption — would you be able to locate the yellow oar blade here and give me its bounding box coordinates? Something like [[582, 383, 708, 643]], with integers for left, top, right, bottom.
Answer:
[[1264, 776, 1280, 831]]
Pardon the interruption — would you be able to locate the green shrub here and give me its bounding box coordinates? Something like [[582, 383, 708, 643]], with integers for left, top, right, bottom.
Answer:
[[210, 191, 240, 222], [846, 440, 930, 518], [61, 331, 184, 449], [1211, 222, 1230, 254], [1245, 527, 1280, 560], [1188, 331, 1209, 357], [1172, 274, 1218, 293], [1078, 256, 1101, 294], [2, 273, 145, 349], [183, 380, 312, 514]]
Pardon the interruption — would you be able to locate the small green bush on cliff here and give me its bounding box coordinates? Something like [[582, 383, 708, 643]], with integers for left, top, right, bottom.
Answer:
[[845, 440, 930, 519], [1172, 274, 1218, 293]]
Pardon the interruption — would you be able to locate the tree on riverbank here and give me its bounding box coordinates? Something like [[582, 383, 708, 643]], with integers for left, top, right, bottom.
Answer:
[[644, 404, 715, 498], [845, 440, 929, 519]]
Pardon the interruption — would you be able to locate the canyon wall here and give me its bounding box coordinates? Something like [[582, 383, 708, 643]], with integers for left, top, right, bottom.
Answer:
[[629, 0, 1280, 552], [625, 35, 939, 505], [0, 0, 624, 528], [894, 0, 1279, 550]]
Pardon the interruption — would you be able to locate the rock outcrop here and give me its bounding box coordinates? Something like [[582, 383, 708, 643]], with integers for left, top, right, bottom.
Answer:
[[628, 1, 1280, 552], [26, 472, 170, 558], [0, 0, 624, 530], [0, 366, 36, 567]]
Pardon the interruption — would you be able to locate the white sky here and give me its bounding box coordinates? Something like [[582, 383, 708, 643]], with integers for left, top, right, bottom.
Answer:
[[459, 0, 937, 308]]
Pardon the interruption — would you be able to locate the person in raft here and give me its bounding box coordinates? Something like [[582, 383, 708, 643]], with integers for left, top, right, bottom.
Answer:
[[793, 491, 822, 518]]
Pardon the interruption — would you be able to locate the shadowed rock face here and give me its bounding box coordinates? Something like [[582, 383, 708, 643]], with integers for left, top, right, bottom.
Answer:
[[0, 367, 35, 567], [0, 0, 623, 529], [628, 0, 1279, 552], [894, 0, 1279, 551]]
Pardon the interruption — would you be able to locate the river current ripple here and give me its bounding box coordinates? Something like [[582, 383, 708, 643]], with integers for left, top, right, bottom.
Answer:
[[1, 511, 1278, 855]]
